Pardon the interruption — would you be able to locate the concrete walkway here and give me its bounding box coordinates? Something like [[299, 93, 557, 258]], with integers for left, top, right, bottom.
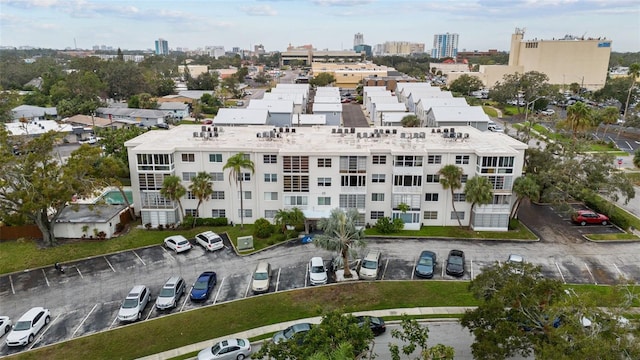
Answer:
[[136, 307, 475, 360]]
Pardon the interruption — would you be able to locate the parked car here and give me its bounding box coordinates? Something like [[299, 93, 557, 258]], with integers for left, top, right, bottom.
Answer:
[[571, 210, 609, 226], [251, 261, 271, 294], [195, 231, 224, 252], [197, 338, 251, 360], [358, 250, 382, 280], [446, 250, 465, 277], [5, 307, 50, 347], [308, 256, 328, 285], [356, 315, 386, 336], [155, 123, 170, 129], [190, 271, 217, 301], [414, 250, 437, 279], [539, 108, 555, 115], [272, 322, 312, 344], [117, 285, 151, 322], [0, 316, 11, 336], [164, 235, 192, 253], [155, 276, 186, 310]]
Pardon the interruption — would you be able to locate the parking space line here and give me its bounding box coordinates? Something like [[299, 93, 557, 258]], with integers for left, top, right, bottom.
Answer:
[[161, 247, 176, 261], [29, 313, 60, 350], [42, 269, 50, 287], [244, 274, 252, 298], [9, 275, 15, 294], [470, 260, 475, 280], [613, 263, 625, 280], [411, 257, 417, 280], [213, 277, 225, 304], [72, 304, 97, 337], [304, 267, 308, 287], [275, 268, 281, 292], [145, 308, 153, 321], [380, 258, 389, 280], [555, 262, 566, 284], [441, 262, 445, 277], [75, 266, 84, 279], [584, 262, 597, 285], [180, 289, 191, 312], [109, 315, 118, 329], [132, 250, 146, 266], [104, 256, 116, 272]]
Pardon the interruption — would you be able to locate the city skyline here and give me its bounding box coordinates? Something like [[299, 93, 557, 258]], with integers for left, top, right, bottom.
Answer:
[[1, 0, 639, 53]]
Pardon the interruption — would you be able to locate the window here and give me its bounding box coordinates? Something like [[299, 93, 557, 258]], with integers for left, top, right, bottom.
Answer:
[[493, 194, 511, 205], [239, 209, 253, 218], [240, 172, 251, 181], [372, 155, 387, 165], [209, 154, 222, 163], [138, 173, 167, 190], [182, 172, 196, 181], [341, 175, 366, 187], [318, 197, 331, 205], [263, 154, 277, 164], [370, 211, 385, 219], [185, 209, 199, 217], [317, 158, 332, 167], [283, 156, 309, 173], [238, 191, 252, 200], [284, 196, 308, 206], [264, 192, 278, 200], [453, 193, 466, 202], [264, 173, 277, 182], [209, 172, 224, 181], [451, 211, 465, 220], [372, 193, 385, 201], [427, 155, 442, 164], [424, 193, 439, 201], [371, 174, 386, 183], [393, 175, 422, 186], [283, 175, 309, 192], [265, 210, 277, 218], [461, 174, 468, 183], [137, 153, 173, 171], [181, 153, 195, 162], [318, 177, 332, 186], [339, 156, 367, 173], [211, 191, 225, 200], [211, 209, 226, 218], [423, 211, 438, 220], [455, 155, 470, 165], [479, 156, 514, 174], [186, 191, 196, 200], [425, 174, 440, 183], [394, 155, 423, 167], [339, 194, 366, 209]]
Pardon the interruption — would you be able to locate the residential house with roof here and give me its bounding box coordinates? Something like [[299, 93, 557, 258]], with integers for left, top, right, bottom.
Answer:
[[395, 83, 439, 103], [314, 96, 341, 104], [381, 112, 417, 126], [312, 103, 342, 126], [366, 95, 398, 117], [4, 120, 75, 142], [406, 90, 454, 113], [371, 102, 407, 126], [364, 90, 393, 114], [212, 109, 270, 126], [158, 102, 190, 120], [295, 114, 326, 126], [262, 93, 305, 114], [11, 105, 58, 122], [247, 100, 295, 127], [415, 97, 469, 124], [95, 107, 167, 128], [426, 106, 491, 130]]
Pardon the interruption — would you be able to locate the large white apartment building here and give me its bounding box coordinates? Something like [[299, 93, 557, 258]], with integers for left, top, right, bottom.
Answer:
[[125, 125, 526, 231]]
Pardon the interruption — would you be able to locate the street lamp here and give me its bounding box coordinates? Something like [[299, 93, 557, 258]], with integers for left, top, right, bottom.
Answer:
[[524, 97, 544, 143]]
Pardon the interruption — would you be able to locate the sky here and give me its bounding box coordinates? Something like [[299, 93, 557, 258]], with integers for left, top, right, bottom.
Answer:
[[0, 0, 639, 53]]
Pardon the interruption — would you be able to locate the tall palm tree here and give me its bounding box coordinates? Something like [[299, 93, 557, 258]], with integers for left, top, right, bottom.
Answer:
[[598, 106, 621, 137], [160, 175, 186, 222], [313, 208, 365, 278], [510, 175, 540, 219], [565, 101, 592, 138], [624, 63, 640, 122], [189, 172, 213, 227], [438, 164, 463, 227], [223, 152, 255, 229], [464, 176, 493, 229]]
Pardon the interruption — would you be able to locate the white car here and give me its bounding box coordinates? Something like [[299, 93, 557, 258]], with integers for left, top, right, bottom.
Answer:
[[197, 338, 251, 360], [0, 316, 12, 337], [118, 285, 151, 322], [358, 250, 382, 280], [308, 257, 328, 285], [5, 307, 50, 347], [195, 231, 224, 252], [164, 235, 192, 253], [540, 108, 555, 115]]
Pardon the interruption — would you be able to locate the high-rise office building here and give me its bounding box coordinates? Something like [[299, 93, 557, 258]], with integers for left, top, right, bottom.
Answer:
[[431, 33, 459, 59], [155, 38, 169, 55], [354, 33, 364, 47]]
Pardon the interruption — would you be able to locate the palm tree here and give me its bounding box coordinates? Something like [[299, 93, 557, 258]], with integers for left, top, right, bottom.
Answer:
[[400, 114, 420, 127], [438, 164, 463, 227], [314, 208, 365, 278], [510, 175, 540, 219], [273, 208, 306, 234], [464, 176, 493, 229], [565, 101, 592, 138], [624, 63, 640, 122], [160, 175, 186, 222], [633, 149, 640, 169], [223, 152, 255, 229], [189, 172, 213, 227], [598, 106, 620, 137]]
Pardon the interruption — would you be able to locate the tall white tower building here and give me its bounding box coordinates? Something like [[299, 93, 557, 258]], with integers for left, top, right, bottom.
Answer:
[[431, 33, 459, 59], [354, 33, 364, 47]]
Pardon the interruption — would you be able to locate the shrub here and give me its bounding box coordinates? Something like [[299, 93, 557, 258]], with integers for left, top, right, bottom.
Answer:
[[115, 223, 125, 233], [375, 217, 404, 234], [253, 218, 273, 239]]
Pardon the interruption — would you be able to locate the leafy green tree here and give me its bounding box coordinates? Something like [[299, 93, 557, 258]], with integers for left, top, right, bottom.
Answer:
[[595, 106, 621, 136], [489, 71, 552, 113], [310, 72, 336, 87], [623, 62, 640, 121], [95, 126, 146, 167], [390, 315, 455, 360], [448, 74, 483, 95], [400, 114, 421, 127], [93, 155, 136, 220], [464, 176, 493, 229], [0, 130, 103, 246], [253, 218, 273, 239], [314, 208, 365, 278], [634, 148, 640, 168], [510, 175, 540, 219], [374, 216, 404, 234], [187, 71, 219, 90], [0, 90, 22, 123], [274, 208, 305, 234], [438, 165, 463, 227], [189, 172, 213, 227], [128, 93, 157, 109], [160, 175, 186, 221], [223, 152, 255, 229], [254, 71, 272, 84], [563, 101, 593, 138], [222, 76, 241, 98], [100, 60, 146, 100]]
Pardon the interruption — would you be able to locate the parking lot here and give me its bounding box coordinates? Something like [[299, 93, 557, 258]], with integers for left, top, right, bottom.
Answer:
[[1, 202, 639, 356]]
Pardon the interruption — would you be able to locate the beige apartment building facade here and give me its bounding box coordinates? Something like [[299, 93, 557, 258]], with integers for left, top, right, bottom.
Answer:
[[311, 62, 393, 89]]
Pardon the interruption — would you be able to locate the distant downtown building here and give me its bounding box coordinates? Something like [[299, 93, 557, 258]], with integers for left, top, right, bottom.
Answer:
[[431, 33, 459, 59], [354, 33, 364, 47], [155, 38, 169, 55]]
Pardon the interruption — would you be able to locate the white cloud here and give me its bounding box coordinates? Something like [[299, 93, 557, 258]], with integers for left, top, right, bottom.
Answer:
[[240, 4, 278, 16]]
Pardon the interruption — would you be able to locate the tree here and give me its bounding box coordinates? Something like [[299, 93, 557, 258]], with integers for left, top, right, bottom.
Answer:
[[563, 101, 592, 138], [95, 126, 146, 168], [187, 71, 219, 91], [438, 165, 463, 227], [595, 106, 621, 136], [448, 74, 483, 96], [160, 175, 186, 222], [222, 76, 241, 99], [489, 71, 552, 113], [463, 176, 493, 229], [223, 152, 255, 229], [634, 148, 640, 168], [623, 62, 640, 121], [400, 114, 421, 127], [0, 130, 103, 246], [510, 175, 540, 219], [274, 208, 306, 234], [389, 315, 455, 360], [93, 155, 136, 220], [310, 72, 336, 87], [189, 172, 213, 227], [313, 208, 365, 278]]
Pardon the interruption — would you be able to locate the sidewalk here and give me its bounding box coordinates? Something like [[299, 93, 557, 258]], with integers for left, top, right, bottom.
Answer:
[[136, 307, 474, 360]]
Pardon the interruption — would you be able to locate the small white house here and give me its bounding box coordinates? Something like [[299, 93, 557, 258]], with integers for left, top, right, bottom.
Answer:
[[247, 99, 294, 127], [381, 112, 417, 126], [158, 102, 190, 120], [312, 103, 342, 126], [262, 92, 305, 114], [55, 204, 129, 239], [372, 103, 407, 126], [415, 97, 468, 123], [426, 106, 491, 130], [213, 109, 270, 126], [406, 90, 453, 112]]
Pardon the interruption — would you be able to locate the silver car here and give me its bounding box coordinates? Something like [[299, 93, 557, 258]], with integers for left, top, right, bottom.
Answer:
[[5, 307, 50, 347], [118, 285, 151, 322], [155, 276, 186, 310], [251, 262, 271, 294], [0, 316, 12, 336], [197, 338, 251, 360]]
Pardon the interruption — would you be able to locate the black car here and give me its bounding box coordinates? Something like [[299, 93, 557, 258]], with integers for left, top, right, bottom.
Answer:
[[414, 250, 437, 278], [445, 250, 465, 277], [356, 315, 386, 336]]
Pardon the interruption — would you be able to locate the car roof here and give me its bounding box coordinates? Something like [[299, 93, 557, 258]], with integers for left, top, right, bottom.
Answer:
[[18, 307, 46, 320], [508, 254, 524, 262], [290, 322, 312, 331], [419, 250, 436, 258], [165, 235, 188, 241], [198, 231, 221, 239], [310, 256, 324, 265], [128, 285, 147, 295], [449, 249, 464, 256], [255, 261, 270, 272], [198, 271, 215, 279], [164, 276, 182, 286], [363, 250, 380, 261]]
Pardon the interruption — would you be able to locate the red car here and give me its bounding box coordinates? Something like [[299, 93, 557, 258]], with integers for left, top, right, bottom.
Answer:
[[571, 210, 609, 226]]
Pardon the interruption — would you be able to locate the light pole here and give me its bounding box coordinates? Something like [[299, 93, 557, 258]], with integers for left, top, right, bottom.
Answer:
[[524, 97, 544, 143]]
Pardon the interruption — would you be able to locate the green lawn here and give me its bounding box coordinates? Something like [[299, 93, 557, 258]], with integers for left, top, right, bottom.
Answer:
[[626, 172, 640, 186], [364, 221, 538, 240], [481, 106, 498, 118]]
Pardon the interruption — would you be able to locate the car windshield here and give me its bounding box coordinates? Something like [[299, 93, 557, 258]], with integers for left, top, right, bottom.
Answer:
[[418, 258, 433, 266], [13, 321, 31, 331], [122, 298, 138, 308], [159, 287, 175, 297], [449, 257, 463, 265], [283, 327, 296, 338], [194, 279, 208, 290], [254, 272, 268, 281], [362, 260, 377, 269], [177, 240, 189, 246], [311, 265, 324, 274]]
